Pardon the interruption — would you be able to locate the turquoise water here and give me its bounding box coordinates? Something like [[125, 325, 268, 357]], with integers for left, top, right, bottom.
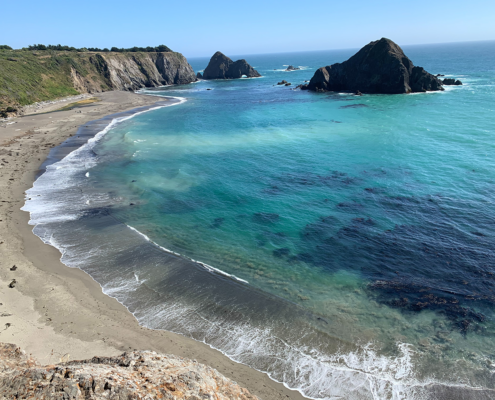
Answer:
[[24, 41, 495, 399]]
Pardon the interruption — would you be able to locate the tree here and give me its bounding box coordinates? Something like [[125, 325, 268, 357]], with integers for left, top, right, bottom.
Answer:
[[156, 44, 171, 52]]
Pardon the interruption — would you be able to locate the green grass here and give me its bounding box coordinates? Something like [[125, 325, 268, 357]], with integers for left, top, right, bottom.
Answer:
[[0, 49, 187, 113], [0, 50, 81, 107]]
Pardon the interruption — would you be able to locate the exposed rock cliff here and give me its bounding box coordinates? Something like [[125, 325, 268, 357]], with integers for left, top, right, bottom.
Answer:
[[0, 50, 197, 113], [0, 343, 258, 400], [71, 52, 197, 93], [203, 52, 261, 79], [302, 38, 443, 94]]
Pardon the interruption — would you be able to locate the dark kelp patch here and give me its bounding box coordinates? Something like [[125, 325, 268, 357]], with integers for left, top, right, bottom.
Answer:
[[265, 170, 362, 194], [368, 279, 491, 335]]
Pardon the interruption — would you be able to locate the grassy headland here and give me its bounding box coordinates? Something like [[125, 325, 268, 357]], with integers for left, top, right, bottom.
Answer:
[[0, 45, 179, 117]]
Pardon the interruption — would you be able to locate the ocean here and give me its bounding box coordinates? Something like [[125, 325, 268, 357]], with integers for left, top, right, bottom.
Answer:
[[23, 40, 495, 399]]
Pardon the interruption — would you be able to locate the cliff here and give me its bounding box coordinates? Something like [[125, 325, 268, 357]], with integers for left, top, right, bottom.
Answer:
[[0, 343, 258, 400], [203, 52, 261, 79], [301, 38, 443, 94], [0, 49, 197, 113]]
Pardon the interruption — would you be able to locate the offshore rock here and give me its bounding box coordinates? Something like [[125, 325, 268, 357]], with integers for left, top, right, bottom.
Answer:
[[285, 65, 300, 71], [443, 78, 463, 85], [0, 343, 259, 400], [203, 51, 261, 79], [304, 38, 444, 94]]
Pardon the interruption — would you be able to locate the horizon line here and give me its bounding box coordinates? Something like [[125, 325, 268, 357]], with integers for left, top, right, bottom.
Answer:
[[187, 38, 495, 59]]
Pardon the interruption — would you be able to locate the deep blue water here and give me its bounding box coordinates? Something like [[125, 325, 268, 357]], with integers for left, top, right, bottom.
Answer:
[[24, 41, 495, 400]]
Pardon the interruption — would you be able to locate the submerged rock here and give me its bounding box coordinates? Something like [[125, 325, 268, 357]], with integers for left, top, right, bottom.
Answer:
[[203, 52, 261, 79], [0, 343, 259, 400], [252, 212, 280, 224], [303, 38, 444, 94]]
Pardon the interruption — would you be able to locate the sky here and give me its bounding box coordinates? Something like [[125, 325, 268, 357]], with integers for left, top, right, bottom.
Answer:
[[1, 0, 494, 58]]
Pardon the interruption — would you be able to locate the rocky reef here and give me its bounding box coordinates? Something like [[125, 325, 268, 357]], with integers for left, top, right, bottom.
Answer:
[[202, 52, 261, 79], [301, 38, 444, 94], [0, 343, 258, 399]]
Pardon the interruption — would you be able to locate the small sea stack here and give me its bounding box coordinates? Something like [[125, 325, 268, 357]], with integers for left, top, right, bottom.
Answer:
[[285, 65, 300, 71], [301, 38, 444, 94], [202, 51, 261, 79], [443, 78, 463, 85]]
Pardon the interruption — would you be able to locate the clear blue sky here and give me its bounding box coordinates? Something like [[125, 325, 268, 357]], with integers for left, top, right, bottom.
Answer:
[[2, 0, 494, 58]]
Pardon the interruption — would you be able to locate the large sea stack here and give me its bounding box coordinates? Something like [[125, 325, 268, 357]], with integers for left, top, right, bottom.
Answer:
[[203, 51, 261, 79], [302, 38, 444, 94]]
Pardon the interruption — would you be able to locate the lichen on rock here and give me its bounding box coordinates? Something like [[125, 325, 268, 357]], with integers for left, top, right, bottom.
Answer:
[[0, 342, 259, 399]]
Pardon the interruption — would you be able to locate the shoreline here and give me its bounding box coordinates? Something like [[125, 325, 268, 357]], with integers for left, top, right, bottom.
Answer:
[[0, 90, 305, 400]]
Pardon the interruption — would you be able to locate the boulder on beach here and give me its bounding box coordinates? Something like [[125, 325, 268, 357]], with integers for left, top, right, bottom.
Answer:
[[301, 38, 444, 94], [202, 52, 261, 79]]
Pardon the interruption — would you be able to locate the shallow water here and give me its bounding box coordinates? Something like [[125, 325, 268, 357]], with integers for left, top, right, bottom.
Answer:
[[23, 41, 495, 399]]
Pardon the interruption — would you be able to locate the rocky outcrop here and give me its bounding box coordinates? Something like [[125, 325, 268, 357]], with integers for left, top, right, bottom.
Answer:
[[203, 52, 261, 79], [71, 52, 197, 93], [0, 49, 198, 112], [443, 78, 462, 85], [197, 72, 203, 79], [285, 65, 300, 71], [302, 38, 444, 94], [0, 343, 258, 400]]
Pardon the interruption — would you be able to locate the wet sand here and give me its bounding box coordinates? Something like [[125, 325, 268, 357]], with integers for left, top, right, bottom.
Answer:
[[0, 91, 305, 400]]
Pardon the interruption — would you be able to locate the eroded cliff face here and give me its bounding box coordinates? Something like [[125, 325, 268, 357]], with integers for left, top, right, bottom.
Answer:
[[0, 50, 197, 114], [70, 52, 197, 93], [0, 343, 258, 400]]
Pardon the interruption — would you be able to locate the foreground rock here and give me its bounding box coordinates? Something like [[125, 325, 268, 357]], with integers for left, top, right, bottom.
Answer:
[[0, 343, 258, 400], [301, 38, 444, 94], [203, 52, 261, 79]]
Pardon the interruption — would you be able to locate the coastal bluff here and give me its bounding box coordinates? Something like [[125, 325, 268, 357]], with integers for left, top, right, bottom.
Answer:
[[0, 343, 258, 400], [0, 49, 197, 113], [301, 38, 443, 94], [203, 51, 261, 79]]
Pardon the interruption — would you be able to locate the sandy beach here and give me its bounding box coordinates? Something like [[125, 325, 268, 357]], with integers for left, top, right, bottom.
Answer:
[[0, 91, 305, 400]]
